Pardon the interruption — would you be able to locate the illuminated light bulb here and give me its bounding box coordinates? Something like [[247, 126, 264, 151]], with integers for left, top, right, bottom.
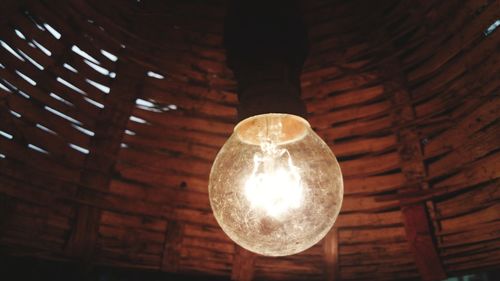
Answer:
[[209, 113, 343, 256]]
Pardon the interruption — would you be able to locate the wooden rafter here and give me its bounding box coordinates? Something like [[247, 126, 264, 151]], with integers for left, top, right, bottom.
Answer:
[[231, 246, 256, 281], [323, 227, 339, 281], [382, 62, 447, 281], [65, 62, 145, 261], [161, 220, 184, 272], [363, 1, 450, 278]]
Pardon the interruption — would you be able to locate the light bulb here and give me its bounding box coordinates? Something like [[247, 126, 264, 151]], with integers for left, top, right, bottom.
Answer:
[[209, 113, 343, 256]]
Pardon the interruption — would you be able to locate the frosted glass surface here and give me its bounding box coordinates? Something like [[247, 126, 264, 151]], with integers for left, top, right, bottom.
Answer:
[[209, 114, 343, 256]]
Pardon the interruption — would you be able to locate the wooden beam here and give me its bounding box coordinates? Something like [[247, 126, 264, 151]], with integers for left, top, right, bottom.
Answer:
[[161, 220, 184, 272], [382, 63, 447, 281], [323, 227, 339, 281], [231, 245, 256, 281], [401, 205, 446, 280], [64, 62, 145, 262], [364, 1, 448, 278], [397, 133, 447, 281]]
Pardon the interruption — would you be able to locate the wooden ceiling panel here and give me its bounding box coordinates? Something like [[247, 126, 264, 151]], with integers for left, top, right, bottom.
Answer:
[[0, 0, 498, 280]]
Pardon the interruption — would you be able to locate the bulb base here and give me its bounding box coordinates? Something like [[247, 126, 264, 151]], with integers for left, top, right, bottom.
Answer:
[[235, 113, 310, 146]]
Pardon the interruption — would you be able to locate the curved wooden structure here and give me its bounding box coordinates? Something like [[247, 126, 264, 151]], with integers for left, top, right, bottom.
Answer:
[[0, 0, 499, 280]]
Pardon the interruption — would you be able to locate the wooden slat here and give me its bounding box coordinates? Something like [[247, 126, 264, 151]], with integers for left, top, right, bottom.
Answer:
[[407, 1, 500, 82]]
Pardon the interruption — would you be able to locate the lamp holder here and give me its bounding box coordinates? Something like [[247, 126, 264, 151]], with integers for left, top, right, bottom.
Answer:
[[224, 0, 308, 120]]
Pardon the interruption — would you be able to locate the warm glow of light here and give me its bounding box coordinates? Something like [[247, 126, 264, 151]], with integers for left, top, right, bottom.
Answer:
[[209, 113, 343, 256], [244, 147, 304, 218]]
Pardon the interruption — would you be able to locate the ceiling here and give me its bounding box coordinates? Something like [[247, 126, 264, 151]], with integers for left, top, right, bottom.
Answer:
[[0, 0, 499, 280]]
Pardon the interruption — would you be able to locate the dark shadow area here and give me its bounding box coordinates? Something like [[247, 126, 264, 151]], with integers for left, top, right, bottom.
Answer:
[[0, 254, 231, 281]]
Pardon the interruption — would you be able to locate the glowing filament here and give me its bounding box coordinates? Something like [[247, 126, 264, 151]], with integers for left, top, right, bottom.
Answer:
[[244, 145, 304, 218]]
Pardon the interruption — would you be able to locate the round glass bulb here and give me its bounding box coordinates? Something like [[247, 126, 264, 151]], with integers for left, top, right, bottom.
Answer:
[[209, 113, 343, 256]]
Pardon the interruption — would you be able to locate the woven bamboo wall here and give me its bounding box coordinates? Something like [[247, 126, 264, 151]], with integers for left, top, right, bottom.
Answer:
[[0, 0, 498, 280]]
